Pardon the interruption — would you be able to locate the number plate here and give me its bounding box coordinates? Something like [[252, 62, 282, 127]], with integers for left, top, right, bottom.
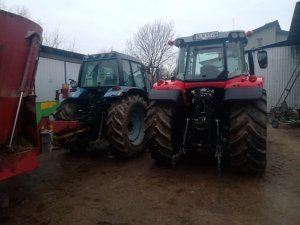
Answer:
[[193, 31, 219, 40]]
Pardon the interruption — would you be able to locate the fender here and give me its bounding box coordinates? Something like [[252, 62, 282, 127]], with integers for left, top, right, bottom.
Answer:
[[224, 87, 263, 101], [104, 86, 147, 100], [148, 89, 184, 105], [223, 75, 264, 101]]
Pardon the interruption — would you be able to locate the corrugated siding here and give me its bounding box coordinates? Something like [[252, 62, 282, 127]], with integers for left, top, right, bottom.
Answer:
[[35, 57, 81, 102], [253, 46, 300, 111], [66, 62, 81, 82]]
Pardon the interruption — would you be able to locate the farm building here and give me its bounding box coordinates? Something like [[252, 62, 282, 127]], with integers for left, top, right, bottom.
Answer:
[[35, 46, 84, 102], [253, 1, 300, 111]]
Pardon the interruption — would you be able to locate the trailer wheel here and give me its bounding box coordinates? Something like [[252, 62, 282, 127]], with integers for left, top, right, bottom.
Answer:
[[228, 91, 267, 174], [106, 95, 146, 158], [145, 102, 183, 164]]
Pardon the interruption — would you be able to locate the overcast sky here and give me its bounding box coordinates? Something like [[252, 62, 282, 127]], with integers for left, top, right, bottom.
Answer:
[[3, 0, 298, 54]]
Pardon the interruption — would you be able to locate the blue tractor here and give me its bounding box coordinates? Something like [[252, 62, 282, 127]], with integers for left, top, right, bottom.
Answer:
[[53, 52, 149, 158]]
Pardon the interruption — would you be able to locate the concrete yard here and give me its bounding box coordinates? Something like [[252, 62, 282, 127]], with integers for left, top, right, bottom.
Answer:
[[0, 125, 300, 225]]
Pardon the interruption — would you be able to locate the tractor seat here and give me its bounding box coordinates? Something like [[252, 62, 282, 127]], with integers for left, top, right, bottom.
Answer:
[[104, 76, 117, 85], [200, 65, 220, 79]]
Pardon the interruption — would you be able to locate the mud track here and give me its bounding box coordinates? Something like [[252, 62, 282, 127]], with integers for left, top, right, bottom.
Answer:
[[1, 125, 299, 225]]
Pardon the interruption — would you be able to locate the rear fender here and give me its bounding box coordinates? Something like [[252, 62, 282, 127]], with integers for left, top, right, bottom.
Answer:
[[148, 89, 184, 105], [104, 86, 147, 100], [224, 76, 264, 101], [224, 87, 263, 101]]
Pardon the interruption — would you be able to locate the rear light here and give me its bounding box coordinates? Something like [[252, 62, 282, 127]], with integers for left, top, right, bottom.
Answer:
[[168, 40, 174, 46], [246, 30, 253, 37], [157, 79, 164, 86], [112, 86, 121, 91], [249, 75, 257, 82]]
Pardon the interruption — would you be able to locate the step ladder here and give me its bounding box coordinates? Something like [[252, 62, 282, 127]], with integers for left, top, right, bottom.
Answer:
[[275, 61, 300, 107]]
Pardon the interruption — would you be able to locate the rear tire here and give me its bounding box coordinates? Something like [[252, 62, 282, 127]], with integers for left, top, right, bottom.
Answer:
[[228, 91, 267, 174], [145, 102, 183, 164], [106, 95, 146, 158]]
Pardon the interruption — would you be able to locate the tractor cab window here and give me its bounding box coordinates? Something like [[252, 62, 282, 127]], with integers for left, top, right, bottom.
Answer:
[[177, 44, 225, 81], [122, 60, 134, 86], [80, 59, 119, 87], [131, 62, 145, 89], [176, 41, 247, 81], [226, 41, 247, 78]]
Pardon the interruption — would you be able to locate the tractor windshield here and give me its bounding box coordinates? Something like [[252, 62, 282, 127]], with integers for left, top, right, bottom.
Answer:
[[176, 41, 247, 81], [80, 59, 119, 87]]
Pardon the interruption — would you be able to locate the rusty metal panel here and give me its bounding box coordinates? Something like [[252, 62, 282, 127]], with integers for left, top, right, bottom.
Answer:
[[253, 46, 300, 111]]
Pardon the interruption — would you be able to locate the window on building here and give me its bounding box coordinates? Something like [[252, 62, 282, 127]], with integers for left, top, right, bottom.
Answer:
[[257, 38, 263, 47]]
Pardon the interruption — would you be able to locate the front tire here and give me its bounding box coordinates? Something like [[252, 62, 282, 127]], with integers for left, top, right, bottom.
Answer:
[[106, 95, 146, 158], [228, 91, 267, 174]]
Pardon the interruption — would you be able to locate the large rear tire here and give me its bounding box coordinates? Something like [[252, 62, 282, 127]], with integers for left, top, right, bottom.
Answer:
[[145, 102, 183, 164], [106, 95, 146, 158], [228, 91, 267, 174]]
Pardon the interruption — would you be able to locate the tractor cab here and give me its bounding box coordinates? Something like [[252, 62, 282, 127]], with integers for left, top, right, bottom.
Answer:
[[74, 51, 146, 92], [171, 31, 266, 82]]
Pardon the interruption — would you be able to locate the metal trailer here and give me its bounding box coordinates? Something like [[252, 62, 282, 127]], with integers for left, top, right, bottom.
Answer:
[[0, 10, 43, 180]]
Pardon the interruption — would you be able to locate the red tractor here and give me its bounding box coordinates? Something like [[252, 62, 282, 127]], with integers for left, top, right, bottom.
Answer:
[[146, 31, 268, 173]]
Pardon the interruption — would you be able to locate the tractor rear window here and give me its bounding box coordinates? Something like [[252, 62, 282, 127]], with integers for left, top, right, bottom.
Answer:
[[176, 41, 247, 81], [177, 44, 225, 81], [80, 59, 119, 87]]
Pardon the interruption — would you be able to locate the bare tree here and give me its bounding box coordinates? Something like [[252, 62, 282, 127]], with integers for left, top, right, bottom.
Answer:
[[43, 29, 64, 48], [0, 1, 30, 18], [126, 20, 177, 68]]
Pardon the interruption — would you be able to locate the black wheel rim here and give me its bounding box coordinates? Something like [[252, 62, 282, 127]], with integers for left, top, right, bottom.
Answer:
[[127, 105, 145, 145]]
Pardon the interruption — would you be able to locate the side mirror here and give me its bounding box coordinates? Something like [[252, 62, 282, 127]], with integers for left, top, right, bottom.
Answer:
[[69, 79, 78, 88], [257, 50, 268, 69]]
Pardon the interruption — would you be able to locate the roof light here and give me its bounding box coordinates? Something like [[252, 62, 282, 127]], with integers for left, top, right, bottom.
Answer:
[[249, 75, 257, 82], [246, 30, 253, 37], [239, 32, 246, 38], [168, 40, 175, 46], [112, 86, 121, 91], [175, 39, 184, 47], [231, 32, 238, 38]]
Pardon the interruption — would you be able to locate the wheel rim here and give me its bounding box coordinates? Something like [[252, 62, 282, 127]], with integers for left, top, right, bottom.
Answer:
[[127, 105, 145, 145]]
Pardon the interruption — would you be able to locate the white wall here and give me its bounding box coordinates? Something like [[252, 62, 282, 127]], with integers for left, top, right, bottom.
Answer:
[[35, 57, 81, 102], [253, 46, 300, 111]]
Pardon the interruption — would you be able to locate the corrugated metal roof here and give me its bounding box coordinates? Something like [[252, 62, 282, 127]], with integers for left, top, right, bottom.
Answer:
[[288, 1, 300, 45], [40, 45, 85, 63]]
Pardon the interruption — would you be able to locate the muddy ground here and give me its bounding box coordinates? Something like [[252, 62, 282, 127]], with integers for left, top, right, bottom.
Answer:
[[0, 125, 299, 225]]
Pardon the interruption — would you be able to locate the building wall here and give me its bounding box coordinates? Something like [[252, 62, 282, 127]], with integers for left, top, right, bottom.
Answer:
[[276, 32, 289, 42], [246, 26, 277, 50], [35, 57, 81, 102], [252, 45, 300, 111]]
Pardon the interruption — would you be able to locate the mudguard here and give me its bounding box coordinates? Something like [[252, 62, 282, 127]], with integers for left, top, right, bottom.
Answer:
[[224, 87, 263, 101], [148, 89, 184, 104], [104, 86, 147, 99], [68, 87, 88, 98]]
